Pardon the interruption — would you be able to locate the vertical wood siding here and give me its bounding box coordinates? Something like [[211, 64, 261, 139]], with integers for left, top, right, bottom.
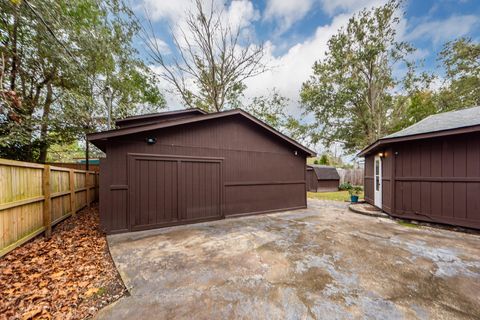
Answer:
[[101, 115, 308, 233], [394, 133, 480, 228], [316, 180, 340, 192], [364, 132, 480, 229], [306, 170, 318, 191]]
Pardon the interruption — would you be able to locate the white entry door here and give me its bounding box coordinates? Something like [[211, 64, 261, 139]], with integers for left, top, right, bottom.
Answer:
[[374, 155, 382, 209]]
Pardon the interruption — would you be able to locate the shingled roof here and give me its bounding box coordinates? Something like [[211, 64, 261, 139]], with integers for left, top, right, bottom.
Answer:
[[385, 106, 480, 139], [359, 106, 480, 156], [308, 165, 340, 180]]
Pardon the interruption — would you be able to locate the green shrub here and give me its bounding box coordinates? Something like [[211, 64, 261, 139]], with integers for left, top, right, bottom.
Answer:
[[339, 182, 352, 191], [348, 185, 363, 196]]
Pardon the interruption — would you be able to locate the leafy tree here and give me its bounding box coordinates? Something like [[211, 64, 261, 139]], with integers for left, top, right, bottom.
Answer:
[[391, 90, 437, 132], [46, 141, 85, 162], [437, 37, 480, 111], [300, 0, 416, 154], [319, 154, 329, 165], [0, 0, 165, 162], [143, 0, 267, 112], [244, 90, 310, 142], [391, 38, 479, 132]]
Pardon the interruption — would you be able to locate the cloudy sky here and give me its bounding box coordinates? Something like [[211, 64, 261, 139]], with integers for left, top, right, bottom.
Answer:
[[133, 0, 479, 119]]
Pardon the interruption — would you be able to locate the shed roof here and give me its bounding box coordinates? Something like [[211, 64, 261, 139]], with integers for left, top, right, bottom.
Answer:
[[308, 165, 340, 180], [88, 108, 316, 157], [385, 106, 480, 139], [115, 108, 206, 128], [358, 106, 480, 156]]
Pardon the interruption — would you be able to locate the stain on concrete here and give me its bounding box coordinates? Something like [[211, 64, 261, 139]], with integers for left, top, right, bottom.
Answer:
[[96, 199, 480, 320]]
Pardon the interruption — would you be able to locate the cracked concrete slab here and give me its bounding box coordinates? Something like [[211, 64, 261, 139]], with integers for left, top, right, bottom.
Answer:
[[96, 199, 480, 319]]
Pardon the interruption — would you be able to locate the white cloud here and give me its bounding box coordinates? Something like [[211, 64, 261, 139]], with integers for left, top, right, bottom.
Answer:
[[148, 8, 357, 117], [140, 0, 260, 48], [150, 37, 171, 54], [319, 0, 386, 16], [262, 0, 386, 34], [225, 0, 260, 31], [143, 0, 474, 122], [406, 15, 480, 44], [140, 0, 192, 22], [141, 0, 259, 28], [263, 0, 316, 33], [244, 14, 351, 116]]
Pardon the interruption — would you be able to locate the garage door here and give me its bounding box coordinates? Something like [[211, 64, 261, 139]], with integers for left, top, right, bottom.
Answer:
[[128, 154, 222, 231]]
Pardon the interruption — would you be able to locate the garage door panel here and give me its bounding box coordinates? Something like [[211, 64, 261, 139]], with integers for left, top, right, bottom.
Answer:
[[147, 160, 157, 225], [130, 159, 179, 228], [164, 160, 177, 222], [129, 155, 222, 231], [180, 161, 222, 221]]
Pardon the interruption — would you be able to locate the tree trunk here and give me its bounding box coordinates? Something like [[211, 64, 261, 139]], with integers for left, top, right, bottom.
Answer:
[[85, 135, 90, 171], [38, 82, 53, 163], [9, 7, 19, 91]]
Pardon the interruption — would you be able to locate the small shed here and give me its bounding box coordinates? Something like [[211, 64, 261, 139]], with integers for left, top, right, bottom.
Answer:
[[306, 165, 340, 192], [359, 106, 480, 230], [88, 108, 315, 234]]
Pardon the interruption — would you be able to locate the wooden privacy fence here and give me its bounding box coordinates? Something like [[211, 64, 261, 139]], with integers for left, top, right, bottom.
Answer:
[[0, 158, 99, 257], [337, 168, 364, 186], [47, 162, 100, 172]]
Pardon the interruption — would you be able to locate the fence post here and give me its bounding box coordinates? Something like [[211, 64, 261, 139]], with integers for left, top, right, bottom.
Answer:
[[43, 165, 52, 238], [95, 173, 99, 201], [69, 169, 76, 217], [86, 171, 90, 207]]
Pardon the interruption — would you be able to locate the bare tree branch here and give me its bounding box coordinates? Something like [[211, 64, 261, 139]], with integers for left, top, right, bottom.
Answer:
[[141, 0, 268, 112]]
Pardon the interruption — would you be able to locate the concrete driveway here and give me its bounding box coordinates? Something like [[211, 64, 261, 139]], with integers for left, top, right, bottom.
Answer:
[[97, 200, 480, 319]]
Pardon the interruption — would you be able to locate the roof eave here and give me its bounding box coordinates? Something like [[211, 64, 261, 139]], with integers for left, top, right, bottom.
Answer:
[[114, 108, 207, 125], [88, 108, 316, 157], [358, 124, 480, 157]]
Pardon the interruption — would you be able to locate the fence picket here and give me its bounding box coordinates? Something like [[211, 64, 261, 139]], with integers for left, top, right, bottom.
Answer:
[[43, 165, 52, 238], [0, 158, 99, 257]]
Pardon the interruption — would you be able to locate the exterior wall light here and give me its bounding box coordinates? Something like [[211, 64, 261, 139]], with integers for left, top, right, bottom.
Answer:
[[294, 150, 298, 156], [146, 137, 157, 145], [378, 152, 384, 158]]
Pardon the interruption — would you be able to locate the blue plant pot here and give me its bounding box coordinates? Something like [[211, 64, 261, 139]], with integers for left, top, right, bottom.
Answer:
[[350, 195, 359, 203]]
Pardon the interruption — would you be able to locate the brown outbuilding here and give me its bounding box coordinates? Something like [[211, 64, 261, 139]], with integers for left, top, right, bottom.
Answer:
[[306, 165, 340, 192], [88, 108, 315, 234], [359, 106, 480, 230]]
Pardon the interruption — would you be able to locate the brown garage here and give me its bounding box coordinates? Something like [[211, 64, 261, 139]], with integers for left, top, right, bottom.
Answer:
[[306, 165, 340, 192], [88, 108, 315, 234], [359, 106, 480, 229]]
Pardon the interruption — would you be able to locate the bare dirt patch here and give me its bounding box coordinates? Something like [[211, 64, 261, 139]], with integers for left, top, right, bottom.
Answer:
[[0, 205, 126, 320]]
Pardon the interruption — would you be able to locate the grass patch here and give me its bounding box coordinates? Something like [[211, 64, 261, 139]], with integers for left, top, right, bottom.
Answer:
[[94, 287, 107, 297], [307, 190, 364, 202], [397, 220, 420, 228]]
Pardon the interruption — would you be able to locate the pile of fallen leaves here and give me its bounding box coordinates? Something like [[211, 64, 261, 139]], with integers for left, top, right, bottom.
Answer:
[[0, 205, 126, 319]]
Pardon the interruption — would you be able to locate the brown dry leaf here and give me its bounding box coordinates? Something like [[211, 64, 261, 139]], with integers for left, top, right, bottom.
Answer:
[[50, 271, 64, 279], [2, 268, 12, 275], [0, 205, 126, 319], [4, 288, 15, 295], [29, 273, 42, 280], [84, 287, 100, 298], [40, 310, 52, 319], [21, 306, 43, 320]]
